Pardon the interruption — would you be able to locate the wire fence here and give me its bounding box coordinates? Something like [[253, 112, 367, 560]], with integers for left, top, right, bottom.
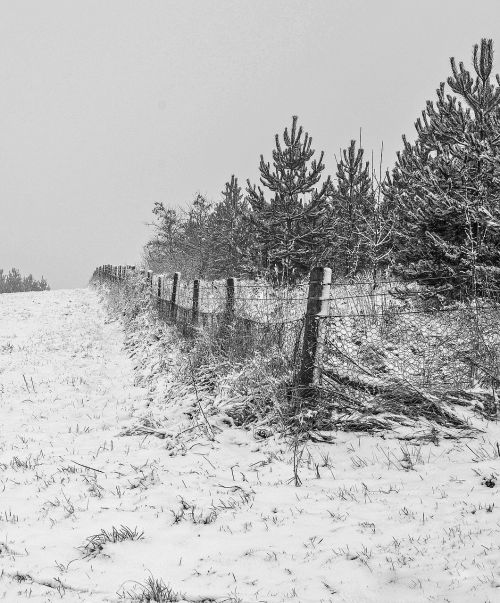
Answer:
[[324, 304, 500, 391], [93, 265, 500, 407], [157, 272, 306, 367]]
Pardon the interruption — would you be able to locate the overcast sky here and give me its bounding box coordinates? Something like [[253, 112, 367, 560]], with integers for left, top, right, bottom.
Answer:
[[1, 0, 500, 289]]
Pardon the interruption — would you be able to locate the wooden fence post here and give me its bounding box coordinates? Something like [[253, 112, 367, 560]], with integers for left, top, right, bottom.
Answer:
[[299, 267, 332, 389], [147, 270, 153, 290], [171, 272, 180, 320], [226, 277, 236, 318], [192, 279, 200, 325], [157, 275, 163, 317], [221, 277, 236, 349]]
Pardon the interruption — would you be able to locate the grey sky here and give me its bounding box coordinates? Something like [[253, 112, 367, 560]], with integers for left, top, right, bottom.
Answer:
[[1, 0, 499, 289]]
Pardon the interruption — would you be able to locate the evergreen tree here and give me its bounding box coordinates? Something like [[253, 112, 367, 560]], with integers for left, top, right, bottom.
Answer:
[[332, 140, 375, 276], [182, 193, 213, 278], [6, 268, 23, 292], [208, 175, 255, 278], [246, 116, 332, 284], [361, 163, 394, 283], [386, 39, 500, 299]]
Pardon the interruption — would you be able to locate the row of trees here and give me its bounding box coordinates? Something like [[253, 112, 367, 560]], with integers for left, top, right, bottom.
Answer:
[[146, 126, 388, 284], [147, 39, 500, 298], [0, 268, 50, 294]]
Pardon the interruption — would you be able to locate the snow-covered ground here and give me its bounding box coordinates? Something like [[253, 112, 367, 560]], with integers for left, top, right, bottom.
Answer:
[[0, 288, 499, 602]]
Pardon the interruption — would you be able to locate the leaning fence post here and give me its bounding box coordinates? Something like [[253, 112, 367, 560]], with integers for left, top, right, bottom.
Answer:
[[192, 279, 200, 325], [171, 272, 180, 320], [299, 267, 332, 389]]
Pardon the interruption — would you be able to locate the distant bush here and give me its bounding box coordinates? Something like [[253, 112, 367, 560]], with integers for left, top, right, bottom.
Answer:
[[0, 268, 50, 294]]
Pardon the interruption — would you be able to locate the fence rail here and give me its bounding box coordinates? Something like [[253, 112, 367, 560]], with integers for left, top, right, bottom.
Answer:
[[92, 265, 500, 404]]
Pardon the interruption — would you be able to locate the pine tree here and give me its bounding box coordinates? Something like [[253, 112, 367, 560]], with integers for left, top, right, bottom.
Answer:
[[386, 39, 500, 299], [246, 116, 332, 284], [180, 193, 213, 278], [208, 175, 254, 278], [6, 268, 23, 292], [332, 140, 375, 276]]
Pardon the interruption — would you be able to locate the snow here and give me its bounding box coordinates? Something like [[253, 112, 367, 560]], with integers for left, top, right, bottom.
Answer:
[[0, 288, 499, 602]]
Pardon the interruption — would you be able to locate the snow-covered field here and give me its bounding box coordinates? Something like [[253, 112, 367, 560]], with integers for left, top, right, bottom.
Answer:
[[0, 288, 499, 602]]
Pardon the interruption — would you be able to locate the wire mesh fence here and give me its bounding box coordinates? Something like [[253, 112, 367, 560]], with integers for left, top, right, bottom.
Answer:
[[323, 304, 500, 393], [317, 277, 500, 427], [93, 265, 500, 409]]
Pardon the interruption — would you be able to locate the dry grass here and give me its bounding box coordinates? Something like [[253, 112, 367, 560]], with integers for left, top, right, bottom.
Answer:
[[118, 575, 182, 602], [79, 525, 144, 558]]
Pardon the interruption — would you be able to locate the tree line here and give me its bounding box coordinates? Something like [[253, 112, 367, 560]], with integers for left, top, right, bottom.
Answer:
[[146, 39, 500, 300], [0, 268, 50, 294]]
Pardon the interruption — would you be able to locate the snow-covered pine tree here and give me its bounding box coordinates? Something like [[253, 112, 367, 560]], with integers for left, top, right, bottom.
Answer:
[[386, 39, 500, 300], [246, 116, 332, 284], [208, 176, 255, 278], [332, 140, 375, 276], [181, 193, 213, 279]]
